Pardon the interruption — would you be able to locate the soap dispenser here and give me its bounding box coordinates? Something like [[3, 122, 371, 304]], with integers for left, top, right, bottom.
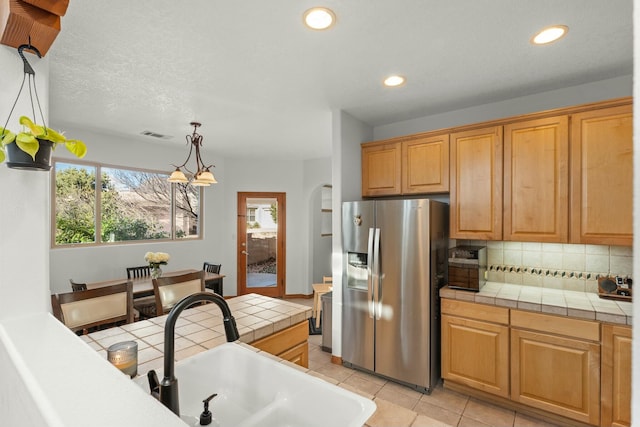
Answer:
[[199, 393, 218, 426]]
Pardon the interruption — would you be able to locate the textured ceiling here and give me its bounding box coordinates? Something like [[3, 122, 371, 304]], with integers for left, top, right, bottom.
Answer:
[[46, 0, 632, 160]]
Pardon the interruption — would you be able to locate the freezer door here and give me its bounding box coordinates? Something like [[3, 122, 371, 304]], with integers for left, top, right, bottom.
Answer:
[[374, 199, 433, 389], [341, 201, 375, 371]]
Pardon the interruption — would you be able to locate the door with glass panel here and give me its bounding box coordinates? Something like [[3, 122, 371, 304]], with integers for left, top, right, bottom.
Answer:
[[237, 192, 286, 297]]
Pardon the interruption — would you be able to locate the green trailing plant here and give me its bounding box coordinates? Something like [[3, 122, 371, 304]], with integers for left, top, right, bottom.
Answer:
[[0, 116, 87, 164]]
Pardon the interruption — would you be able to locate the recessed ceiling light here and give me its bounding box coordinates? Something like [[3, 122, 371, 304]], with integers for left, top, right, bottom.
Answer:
[[384, 75, 406, 87], [303, 7, 336, 30], [531, 25, 568, 45]]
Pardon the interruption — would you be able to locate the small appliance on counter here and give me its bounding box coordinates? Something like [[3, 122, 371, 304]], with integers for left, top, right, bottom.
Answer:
[[598, 276, 632, 302], [448, 245, 487, 292]]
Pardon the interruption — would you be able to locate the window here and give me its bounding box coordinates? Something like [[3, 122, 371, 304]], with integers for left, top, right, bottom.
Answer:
[[247, 207, 257, 222], [53, 160, 202, 246]]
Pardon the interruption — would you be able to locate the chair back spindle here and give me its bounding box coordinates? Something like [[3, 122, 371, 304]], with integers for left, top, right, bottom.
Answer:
[[127, 265, 151, 279], [69, 279, 87, 292], [203, 262, 222, 274]]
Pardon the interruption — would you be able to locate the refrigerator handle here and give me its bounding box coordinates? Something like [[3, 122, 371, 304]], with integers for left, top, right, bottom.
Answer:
[[367, 227, 375, 319], [373, 227, 381, 320]]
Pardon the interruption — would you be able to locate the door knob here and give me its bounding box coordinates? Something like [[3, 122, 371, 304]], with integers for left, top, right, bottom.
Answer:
[[241, 250, 249, 255]]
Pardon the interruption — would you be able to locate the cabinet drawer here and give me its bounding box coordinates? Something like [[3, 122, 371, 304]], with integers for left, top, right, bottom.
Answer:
[[511, 310, 599, 341], [441, 299, 509, 325], [251, 320, 309, 355]]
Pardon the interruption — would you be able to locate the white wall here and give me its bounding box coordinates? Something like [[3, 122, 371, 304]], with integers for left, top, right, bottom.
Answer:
[[48, 127, 330, 297], [331, 110, 374, 357], [222, 156, 330, 296], [0, 46, 50, 319], [304, 157, 332, 284], [0, 43, 52, 425], [48, 126, 227, 294], [374, 75, 632, 140]]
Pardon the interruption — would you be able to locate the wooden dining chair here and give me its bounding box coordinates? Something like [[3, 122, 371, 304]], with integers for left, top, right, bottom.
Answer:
[[153, 270, 205, 315], [203, 262, 222, 274], [69, 278, 87, 292], [126, 265, 151, 279], [51, 281, 134, 335], [203, 262, 223, 295], [313, 275, 334, 328]]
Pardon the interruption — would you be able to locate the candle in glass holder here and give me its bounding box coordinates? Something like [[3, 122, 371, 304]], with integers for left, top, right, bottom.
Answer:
[[107, 341, 138, 378]]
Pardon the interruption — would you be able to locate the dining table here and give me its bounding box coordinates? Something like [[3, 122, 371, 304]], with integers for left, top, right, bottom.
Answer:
[[86, 269, 225, 298]]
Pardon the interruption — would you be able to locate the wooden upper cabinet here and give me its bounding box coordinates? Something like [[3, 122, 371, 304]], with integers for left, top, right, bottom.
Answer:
[[402, 134, 449, 194], [450, 126, 503, 240], [503, 116, 569, 242], [361, 141, 402, 197], [570, 105, 633, 245]]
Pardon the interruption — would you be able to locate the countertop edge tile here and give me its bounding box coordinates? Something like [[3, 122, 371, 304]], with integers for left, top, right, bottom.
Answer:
[[440, 283, 630, 325], [86, 294, 313, 372]]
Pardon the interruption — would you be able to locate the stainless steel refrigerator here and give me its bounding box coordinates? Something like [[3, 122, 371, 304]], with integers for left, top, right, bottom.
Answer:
[[342, 199, 448, 393]]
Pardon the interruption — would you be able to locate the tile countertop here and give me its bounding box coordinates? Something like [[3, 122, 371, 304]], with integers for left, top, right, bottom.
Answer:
[[82, 293, 312, 376], [440, 282, 632, 326]]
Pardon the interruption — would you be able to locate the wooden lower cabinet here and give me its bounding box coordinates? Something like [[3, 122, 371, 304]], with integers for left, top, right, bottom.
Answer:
[[441, 314, 509, 398], [510, 328, 600, 425], [250, 320, 309, 368], [601, 324, 632, 427], [441, 299, 510, 398], [441, 299, 622, 426]]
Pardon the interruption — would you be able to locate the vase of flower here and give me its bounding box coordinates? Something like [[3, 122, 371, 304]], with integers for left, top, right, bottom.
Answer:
[[151, 264, 163, 279], [145, 252, 170, 280]]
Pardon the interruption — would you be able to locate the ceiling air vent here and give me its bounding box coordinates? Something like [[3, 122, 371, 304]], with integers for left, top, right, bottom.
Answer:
[[140, 130, 172, 140]]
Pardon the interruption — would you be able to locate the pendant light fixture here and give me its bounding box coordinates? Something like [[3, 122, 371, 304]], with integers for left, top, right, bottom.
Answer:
[[168, 122, 217, 186]]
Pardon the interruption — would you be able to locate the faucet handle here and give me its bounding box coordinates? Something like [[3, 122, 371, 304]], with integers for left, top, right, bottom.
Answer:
[[199, 393, 218, 426], [147, 370, 160, 400]]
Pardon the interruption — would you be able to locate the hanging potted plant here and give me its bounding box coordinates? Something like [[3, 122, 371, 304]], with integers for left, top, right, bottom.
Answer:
[[0, 116, 87, 170], [0, 43, 87, 171]]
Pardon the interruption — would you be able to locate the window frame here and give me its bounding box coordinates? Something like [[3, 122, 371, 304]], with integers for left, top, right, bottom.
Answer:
[[50, 158, 204, 248]]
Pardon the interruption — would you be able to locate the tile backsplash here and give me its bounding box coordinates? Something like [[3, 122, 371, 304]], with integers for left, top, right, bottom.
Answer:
[[451, 240, 633, 294]]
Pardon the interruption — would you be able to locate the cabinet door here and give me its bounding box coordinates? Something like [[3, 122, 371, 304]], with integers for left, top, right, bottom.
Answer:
[[450, 126, 503, 240], [279, 342, 309, 368], [601, 324, 632, 427], [511, 328, 600, 425], [504, 116, 569, 242], [361, 142, 402, 197], [250, 321, 309, 367], [570, 105, 633, 245], [402, 134, 449, 194], [441, 314, 509, 398]]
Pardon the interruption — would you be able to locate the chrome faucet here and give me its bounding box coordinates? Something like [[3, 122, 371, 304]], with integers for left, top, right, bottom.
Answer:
[[147, 292, 240, 416]]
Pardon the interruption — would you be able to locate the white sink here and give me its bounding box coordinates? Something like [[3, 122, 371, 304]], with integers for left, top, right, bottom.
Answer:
[[135, 343, 376, 427]]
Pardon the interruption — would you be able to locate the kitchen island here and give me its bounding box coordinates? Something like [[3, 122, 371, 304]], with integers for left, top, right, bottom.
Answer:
[[83, 293, 313, 375]]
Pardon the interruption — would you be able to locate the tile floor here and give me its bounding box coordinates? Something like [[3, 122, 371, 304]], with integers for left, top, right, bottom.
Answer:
[[285, 298, 563, 427]]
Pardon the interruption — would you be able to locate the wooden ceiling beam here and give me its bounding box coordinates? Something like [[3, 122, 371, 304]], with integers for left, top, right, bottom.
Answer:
[[0, 0, 65, 57], [22, 0, 69, 17]]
